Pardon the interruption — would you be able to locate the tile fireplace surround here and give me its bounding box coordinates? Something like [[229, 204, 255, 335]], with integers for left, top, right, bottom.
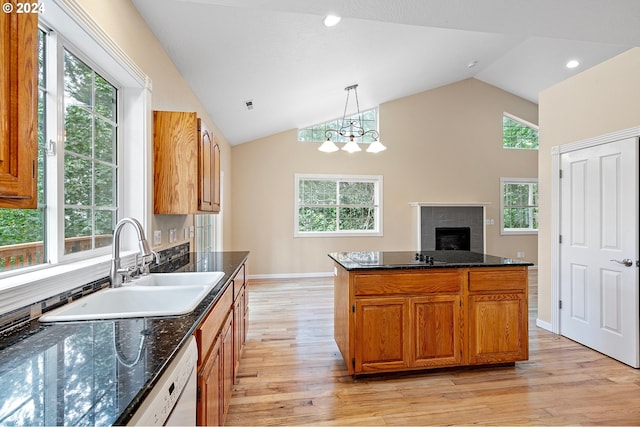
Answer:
[[411, 202, 487, 253]]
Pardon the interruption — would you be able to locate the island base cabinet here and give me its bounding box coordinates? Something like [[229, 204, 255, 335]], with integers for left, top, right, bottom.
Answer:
[[336, 264, 528, 376]]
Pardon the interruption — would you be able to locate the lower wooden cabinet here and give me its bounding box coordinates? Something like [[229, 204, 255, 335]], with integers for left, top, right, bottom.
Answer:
[[355, 297, 409, 372], [195, 262, 248, 426], [197, 329, 222, 426], [336, 265, 528, 376]]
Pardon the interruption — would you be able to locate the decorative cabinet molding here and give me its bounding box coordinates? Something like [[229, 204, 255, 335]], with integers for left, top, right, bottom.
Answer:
[[0, 6, 38, 208], [197, 119, 220, 213]]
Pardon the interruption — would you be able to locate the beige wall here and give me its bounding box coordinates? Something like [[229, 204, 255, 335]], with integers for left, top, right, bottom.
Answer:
[[232, 78, 538, 276], [74, 0, 233, 251], [537, 47, 640, 324]]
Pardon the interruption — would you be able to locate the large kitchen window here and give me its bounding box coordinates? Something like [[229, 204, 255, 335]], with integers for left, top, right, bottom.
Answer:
[[0, 30, 119, 273], [295, 174, 383, 237], [503, 113, 538, 149], [501, 178, 538, 235], [0, 0, 148, 284]]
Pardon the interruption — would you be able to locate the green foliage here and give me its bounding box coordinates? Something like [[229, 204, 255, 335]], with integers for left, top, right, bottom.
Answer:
[[503, 182, 538, 230], [503, 116, 538, 149], [298, 179, 377, 232]]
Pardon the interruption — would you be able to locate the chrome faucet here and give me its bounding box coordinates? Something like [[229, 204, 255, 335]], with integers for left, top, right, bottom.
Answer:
[[110, 217, 157, 287]]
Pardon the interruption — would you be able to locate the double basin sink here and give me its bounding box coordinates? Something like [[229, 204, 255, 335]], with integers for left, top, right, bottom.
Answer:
[[39, 272, 225, 322]]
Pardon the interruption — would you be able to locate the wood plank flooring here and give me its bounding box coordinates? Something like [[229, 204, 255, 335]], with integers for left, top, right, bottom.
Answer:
[[226, 272, 640, 426]]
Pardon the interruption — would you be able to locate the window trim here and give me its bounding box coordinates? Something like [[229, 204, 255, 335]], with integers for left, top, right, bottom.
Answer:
[[0, 0, 152, 315], [500, 177, 538, 235], [294, 173, 383, 238]]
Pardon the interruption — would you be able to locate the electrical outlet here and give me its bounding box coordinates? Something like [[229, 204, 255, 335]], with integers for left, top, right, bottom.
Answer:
[[153, 230, 161, 245], [516, 251, 525, 258], [189, 226, 195, 238], [169, 228, 176, 243]]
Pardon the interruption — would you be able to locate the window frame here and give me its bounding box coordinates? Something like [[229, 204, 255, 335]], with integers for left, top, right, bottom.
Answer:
[[500, 177, 538, 235], [294, 173, 383, 237], [502, 112, 539, 150], [0, 0, 151, 315]]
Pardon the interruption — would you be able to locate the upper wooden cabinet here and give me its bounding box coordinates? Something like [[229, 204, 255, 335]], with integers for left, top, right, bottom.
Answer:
[[0, 6, 38, 208], [153, 111, 221, 214], [197, 119, 220, 213]]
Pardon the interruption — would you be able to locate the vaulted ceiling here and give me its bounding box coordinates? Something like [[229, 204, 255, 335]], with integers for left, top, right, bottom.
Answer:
[[132, 0, 639, 145]]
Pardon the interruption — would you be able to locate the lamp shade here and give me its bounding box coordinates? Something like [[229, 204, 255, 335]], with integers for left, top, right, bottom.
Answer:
[[341, 139, 362, 153], [366, 139, 387, 153], [318, 139, 339, 152]]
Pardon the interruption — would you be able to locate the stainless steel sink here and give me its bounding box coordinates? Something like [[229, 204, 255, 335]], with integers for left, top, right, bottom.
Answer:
[[39, 272, 225, 322]]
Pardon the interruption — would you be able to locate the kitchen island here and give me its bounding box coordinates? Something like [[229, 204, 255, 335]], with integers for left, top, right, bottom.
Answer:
[[329, 251, 533, 376]]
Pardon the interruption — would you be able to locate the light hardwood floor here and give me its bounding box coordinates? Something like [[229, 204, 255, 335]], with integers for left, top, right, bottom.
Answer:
[[226, 272, 640, 426]]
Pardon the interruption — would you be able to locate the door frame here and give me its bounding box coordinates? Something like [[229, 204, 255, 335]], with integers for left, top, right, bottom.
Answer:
[[550, 126, 640, 334]]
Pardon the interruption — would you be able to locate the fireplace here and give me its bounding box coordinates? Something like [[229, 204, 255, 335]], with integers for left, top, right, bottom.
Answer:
[[412, 203, 486, 253], [435, 227, 471, 250]]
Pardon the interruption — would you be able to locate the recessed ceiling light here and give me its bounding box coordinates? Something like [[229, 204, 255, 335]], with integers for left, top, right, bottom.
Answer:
[[566, 59, 580, 69], [323, 15, 341, 27]]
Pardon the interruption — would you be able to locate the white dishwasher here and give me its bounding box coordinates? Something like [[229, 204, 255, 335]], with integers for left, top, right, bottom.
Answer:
[[128, 336, 198, 426]]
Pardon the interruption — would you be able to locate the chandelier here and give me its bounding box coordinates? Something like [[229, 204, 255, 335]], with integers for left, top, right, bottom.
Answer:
[[318, 84, 387, 153]]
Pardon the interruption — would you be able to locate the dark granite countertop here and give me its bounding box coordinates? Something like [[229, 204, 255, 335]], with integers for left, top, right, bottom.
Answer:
[[329, 250, 533, 270], [0, 251, 249, 426]]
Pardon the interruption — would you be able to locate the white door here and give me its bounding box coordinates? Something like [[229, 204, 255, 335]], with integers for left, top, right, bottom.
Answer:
[[560, 137, 639, 367]]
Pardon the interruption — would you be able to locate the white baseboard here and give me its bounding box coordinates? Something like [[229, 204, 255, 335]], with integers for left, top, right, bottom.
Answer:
[[248, 272, 333, 280], [536, 318, 553, 332]]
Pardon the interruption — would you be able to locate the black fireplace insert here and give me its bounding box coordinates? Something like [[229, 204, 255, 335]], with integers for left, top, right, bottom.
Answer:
[[435, 227, 471, 250]]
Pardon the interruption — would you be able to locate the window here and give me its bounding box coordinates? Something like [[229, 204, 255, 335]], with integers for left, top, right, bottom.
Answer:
[[295, 174, 383, 237], [298, 108, 379, 144], [501, 178, 538, 234], [63, 49, 118, 255], [0, 31, 119, 273], [503, 113, 538, 149]]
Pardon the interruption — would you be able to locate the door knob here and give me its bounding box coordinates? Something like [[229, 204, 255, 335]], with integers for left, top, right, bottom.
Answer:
[[610, 258, 634, 267]]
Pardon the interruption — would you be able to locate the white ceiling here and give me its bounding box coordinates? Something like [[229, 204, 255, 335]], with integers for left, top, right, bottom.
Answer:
[[131, 0, 639, 145]]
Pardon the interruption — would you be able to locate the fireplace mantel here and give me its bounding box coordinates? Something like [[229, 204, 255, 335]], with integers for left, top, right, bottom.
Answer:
[[410, 203, 489, 252]]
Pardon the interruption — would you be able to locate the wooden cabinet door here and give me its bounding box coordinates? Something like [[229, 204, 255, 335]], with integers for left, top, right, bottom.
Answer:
[[153, 110, 198, 214], [221, 313, 234, 422], [411, 295, 464, 368], [198, 119, 214, 212], [468, 293, 528, 364], [197, 336, 222, 426], [211, 141, 221, 213], [233, 285, 245, 383], [0, 6, 38, 208], [354, 297, 410, 373]]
